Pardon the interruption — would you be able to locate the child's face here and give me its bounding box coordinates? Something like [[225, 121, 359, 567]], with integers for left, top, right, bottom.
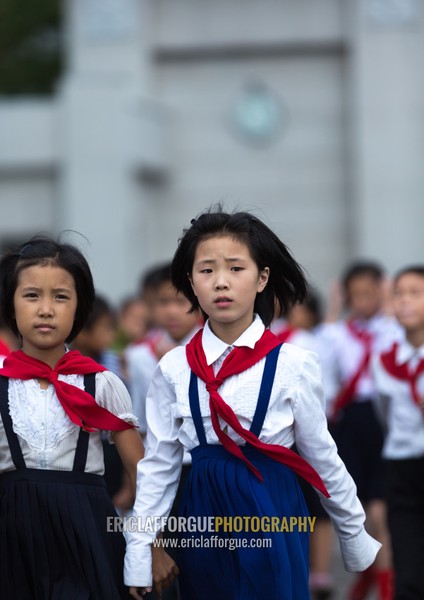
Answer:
[[86, 314, 117, 355], [287, 303, 316, 331], [13, 264, 77, 362], [190, 235, 269, 339], [120, 300, 148, 342], [153, 281, 198, 343], [345, 275, 383, 320], [393, 273, 424, 332]]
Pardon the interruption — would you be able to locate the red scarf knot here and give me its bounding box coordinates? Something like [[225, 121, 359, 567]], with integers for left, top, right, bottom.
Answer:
[[48, 372, 59, 384], [186, 327, 330, 498], [206, 379, 223, 393], [0, 349, 135, 432]]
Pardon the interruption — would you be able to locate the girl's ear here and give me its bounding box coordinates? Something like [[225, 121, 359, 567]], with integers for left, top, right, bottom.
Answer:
[[257, 267, 270, 293]]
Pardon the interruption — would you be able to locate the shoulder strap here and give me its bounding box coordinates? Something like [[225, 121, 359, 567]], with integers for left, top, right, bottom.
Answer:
[[188, 371, 207, 446], [72, 373, 96, 472], [0, 376, 26, 470], [250, 343, 282, 437], [189, 344, 283, 446]]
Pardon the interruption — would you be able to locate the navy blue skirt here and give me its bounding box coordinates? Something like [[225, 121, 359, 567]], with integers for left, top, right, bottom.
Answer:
[[0, 468, 129, 600], [176, 445, 310, 600]]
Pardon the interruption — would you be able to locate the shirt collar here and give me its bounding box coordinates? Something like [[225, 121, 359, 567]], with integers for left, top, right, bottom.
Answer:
[[396, 338, 424, 365], [202, 314, 265, 366], [351, 312, 385, 332]]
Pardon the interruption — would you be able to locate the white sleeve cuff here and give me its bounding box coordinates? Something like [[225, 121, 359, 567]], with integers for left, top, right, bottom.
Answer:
[[339, 528, 382, 572], [124, 543, 153, 587]]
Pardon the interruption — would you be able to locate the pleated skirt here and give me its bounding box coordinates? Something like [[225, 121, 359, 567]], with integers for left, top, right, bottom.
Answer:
[[177, 445, 310, 600], [0, 468, 129, 600]]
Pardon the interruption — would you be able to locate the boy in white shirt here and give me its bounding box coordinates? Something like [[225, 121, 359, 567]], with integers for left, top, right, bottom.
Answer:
[[320, 261, 401, 600], [373, 265, 424, 599], [126, 263, 201, 437]]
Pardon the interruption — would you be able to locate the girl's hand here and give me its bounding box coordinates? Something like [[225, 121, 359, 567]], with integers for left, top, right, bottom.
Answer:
[[128, 545, 179, 599], [129, 586, 151, 599], [152, 544, 180, 598]]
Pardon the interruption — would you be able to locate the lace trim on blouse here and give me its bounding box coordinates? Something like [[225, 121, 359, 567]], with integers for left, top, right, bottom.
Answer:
[[8, 371, 138, 451], [8, 374, 80, 452]]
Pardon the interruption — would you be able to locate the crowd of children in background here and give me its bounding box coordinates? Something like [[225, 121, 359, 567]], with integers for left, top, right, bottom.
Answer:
[[1, 231, 423, 600]]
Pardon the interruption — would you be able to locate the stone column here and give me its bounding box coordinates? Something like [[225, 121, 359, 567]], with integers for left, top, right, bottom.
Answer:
[[57, 0, 159, 302], [344, 0, 424, 272]]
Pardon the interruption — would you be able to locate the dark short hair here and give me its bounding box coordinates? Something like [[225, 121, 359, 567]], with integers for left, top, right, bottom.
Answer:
[[394, 265, 424, 283], [0, 236, 95, 342], [171, 206, 307, 327], [139, 262, 172, 297], [342, 260, 385, 291]]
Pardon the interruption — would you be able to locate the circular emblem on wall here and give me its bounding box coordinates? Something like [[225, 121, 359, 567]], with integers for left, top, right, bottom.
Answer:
[[229, 81, 286, 146]]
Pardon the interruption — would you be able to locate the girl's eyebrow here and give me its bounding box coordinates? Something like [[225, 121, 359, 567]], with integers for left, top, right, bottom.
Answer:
[[20, 286, 72, 293], [196, 257, 247, 265], [225, 257, 247, 263], [20, 286, 41, 292]]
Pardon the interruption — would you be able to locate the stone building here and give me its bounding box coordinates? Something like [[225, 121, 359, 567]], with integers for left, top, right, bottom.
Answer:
[[1, 0, 423, 303]]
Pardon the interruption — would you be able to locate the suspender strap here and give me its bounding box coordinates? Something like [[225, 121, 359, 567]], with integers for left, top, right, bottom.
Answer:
[[189, 371, 207, 446], [188, 343, 282, 446], [249, 343, 282, 438], [0, 376, 26, 470], [72, 373, 96, 472]]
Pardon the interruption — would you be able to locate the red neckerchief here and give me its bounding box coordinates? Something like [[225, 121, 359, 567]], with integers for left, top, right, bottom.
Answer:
[[0, 339, 11, 357], [135, 331, 168, 361], [186, 328, 330, 498], [276, 326, 297, 343], [380, 342, 424, 406], [331, 320, 373, 421], [0, 350, 135, 432]]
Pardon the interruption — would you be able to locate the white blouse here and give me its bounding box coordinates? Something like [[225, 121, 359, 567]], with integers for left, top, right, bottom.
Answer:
[[126, 342, 159, 434], [318, 315, 403, 403], [372, 338, 424, 460], [0, 371, 138, 474], [124, 315, 381, 587]]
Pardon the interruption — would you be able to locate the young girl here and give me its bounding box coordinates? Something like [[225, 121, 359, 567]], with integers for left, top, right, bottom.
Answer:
[[125, 208, 381, 600], [0, 237, 144, 599], [320, 261, 401, 600], [373, 265, 424, 599]]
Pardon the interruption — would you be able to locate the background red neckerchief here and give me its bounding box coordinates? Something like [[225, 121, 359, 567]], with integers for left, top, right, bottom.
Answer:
[[381, 342, 424, 407], [331, 320, 373, 422]]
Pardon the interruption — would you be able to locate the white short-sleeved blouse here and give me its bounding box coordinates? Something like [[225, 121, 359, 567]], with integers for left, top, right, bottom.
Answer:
[[0, 370, 137, 474]]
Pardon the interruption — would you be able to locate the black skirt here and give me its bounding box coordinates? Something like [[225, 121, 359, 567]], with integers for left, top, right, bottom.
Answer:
[[0, 373, 130, 600], [0, 468, 130, 600]]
